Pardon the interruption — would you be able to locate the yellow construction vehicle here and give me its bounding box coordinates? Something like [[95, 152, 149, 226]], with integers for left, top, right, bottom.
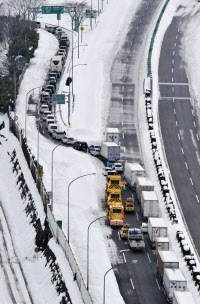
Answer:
[[124, 197, 135, 212], [120, 223, 130, 239], [107, 189, 122, 205], [107, 203, 124, 226], [106, 175, 121, 191]]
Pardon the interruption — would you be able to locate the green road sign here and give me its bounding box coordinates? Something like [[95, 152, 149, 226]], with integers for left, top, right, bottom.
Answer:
[[57, 220, 62, 230], [57, 13, 61, 20], [75, 18, 79, 27], [42, 6, 64, 14], [53, 94, 65, 104]]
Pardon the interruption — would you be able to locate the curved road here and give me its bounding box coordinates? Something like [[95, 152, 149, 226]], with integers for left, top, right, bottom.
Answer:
[[159, 15, 200, 253]]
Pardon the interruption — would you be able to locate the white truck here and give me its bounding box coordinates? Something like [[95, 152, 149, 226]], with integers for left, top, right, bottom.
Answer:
[[155, 237, 169, 255], [101, 142, 120, 161], [148, 217, 168, 247], [128, 228, 145, 250], [163, 268, 187, 303], [157, 251, 179, 281], [136, 177, 154, 202], [124, 163, 145, 189], [106, 128, 119, 145], [50, 55, 64, 73], [141, 191, 159, 219], [173, 291, 195, 304], [143, 77, 152, 97]]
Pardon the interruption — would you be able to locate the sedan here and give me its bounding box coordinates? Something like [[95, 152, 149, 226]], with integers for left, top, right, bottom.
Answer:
[[62, 137, 77, 145], [52, 130, 66, 140]]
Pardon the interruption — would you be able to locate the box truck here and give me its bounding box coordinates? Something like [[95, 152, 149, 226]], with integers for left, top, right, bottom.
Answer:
[[101, 142, 120, 161], [148, 217, 168, 247], [141, 191, 159, 219], [124, 163, 145, 189], [155, 237, 169, 255], [157, 251, 179, 280], [163, 268, 187, 303], [106, 128, 119, 145], [136, 177, 154, 202], [143, 77, 152, 97], [173, 291, 195, 304]]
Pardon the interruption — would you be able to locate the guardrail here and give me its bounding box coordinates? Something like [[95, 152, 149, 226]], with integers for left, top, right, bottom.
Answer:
[[8, 114, 93, 304]]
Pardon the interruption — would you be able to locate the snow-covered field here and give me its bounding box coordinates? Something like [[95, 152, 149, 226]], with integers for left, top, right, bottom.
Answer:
[[1, 0, 200, 302]]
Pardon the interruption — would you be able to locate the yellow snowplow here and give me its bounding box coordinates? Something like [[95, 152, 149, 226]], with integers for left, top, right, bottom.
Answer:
[[107, 189, 122, 205], [107, 203, 124, 226], [124, 197, 135, 212], [120, 223, 130, 239], [106, 175, 121, 190]]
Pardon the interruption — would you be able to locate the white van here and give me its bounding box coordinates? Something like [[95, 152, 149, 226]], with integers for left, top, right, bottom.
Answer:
[[48, 123, 57, 134], [50, 56, 64, 73], [40, 104, 49, 113], [43, 110, 52, 121]]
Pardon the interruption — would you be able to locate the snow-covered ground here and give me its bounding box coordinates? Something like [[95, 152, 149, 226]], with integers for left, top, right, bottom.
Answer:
[[2, 0, 200, 302]]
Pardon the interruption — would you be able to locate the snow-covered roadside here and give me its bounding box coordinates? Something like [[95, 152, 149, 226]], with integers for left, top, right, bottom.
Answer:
[[137, 0, 200, 302], [14, 1, 144, 303]]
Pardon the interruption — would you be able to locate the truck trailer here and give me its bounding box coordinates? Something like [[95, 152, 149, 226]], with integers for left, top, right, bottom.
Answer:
[[157, 251, 179, 281], [163, 268, 187, 303], [101, 142, 120, 161], [148, 217, 168, 247], [124, 163, 145, 189], [136, 177, 154, 202], [173, 291, 195, 304], [141, 191, 159, 219]]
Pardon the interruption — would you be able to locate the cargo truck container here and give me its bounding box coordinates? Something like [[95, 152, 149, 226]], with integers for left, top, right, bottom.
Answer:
[[124, 163, 145, 189], [157, 251, 179, 280], [173, 291, 195, 304], [163, 268, 187, 303], [155, 237, 169, 255], [136, 177, 154, 202], [101, 142, 120, 161], [141, 191, 159, 219], [106, 128, 119, 145], [148, 217, 168, 247]]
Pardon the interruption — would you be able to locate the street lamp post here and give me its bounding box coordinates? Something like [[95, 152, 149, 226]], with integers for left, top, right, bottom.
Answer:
[[68, 173, 96, 244], [103, 260, 137, 304], [87, 215, 107, 290], [67, 63, 87, 126], [51, 143, 63, 211], [25, 86, 43, 139]]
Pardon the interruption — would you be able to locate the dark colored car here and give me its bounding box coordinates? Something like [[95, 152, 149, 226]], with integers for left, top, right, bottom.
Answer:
[[73, 141, 88, 151], [47, 85, 55, 94]]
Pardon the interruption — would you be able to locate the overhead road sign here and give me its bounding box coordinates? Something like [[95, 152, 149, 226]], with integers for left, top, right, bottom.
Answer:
[[52, 94, 65, 104], [42, 6, 64, 14]]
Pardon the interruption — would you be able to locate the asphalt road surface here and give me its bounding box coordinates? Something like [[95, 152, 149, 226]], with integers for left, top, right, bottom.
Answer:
[[107, 0, 168, 303], [159, 16, 200, 253]]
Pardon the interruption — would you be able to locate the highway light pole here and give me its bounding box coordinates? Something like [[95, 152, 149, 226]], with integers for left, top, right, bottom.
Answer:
[[25, 86, 43, 139], [87, 215, 107, 290], [67, 173, 96, 244], [67, 63, 87, 126], [51, 143, 62, 211], [103, 260, 137, 304]]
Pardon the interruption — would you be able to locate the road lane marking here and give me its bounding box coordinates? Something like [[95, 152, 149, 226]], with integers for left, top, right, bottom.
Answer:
[[172, 87, 174, 92], [122, 133, 124, 139], [159, 82, 189, 85], [185, 162, 188, 169], [178, 28, 180, 32], [123, 252, 126, 263], [176, 35, 178, 40], [174, 109, 176, 114], [124, 147, 126, 153], [136, 26, 138, 30], [122, 96, 123, 102], [118, 231, 121, 241], [147, 253, 151, 263], [172, 59, 174, 64], [123, 76, 125, 81], [178, 134, 180, 140], [196, 195, 199, 203], [122, 86, 124, 91], [156, 279, 160, 290], [181, 147, 184, 154], [130, 278, 135, 290], [194, 121, 196, 128], [172, 77, 174, 82], [136, 212, 139, 221], [176, 121, 178, 127], [197, 134, 199, 141], [173, 51, 175, 56], [120, 249, 131, 252], [174, 43, 176, 47], [172, 68, 173, 74], [139, 19, 141, 23], [190, 178, 193, 186], [122, 120, 123, 126]]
